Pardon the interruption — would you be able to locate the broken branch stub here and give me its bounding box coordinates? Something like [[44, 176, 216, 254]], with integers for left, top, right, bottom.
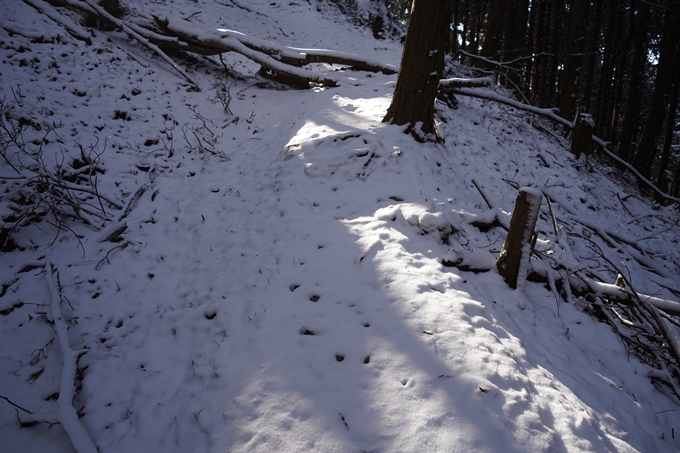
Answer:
[[497, 187, 543, 289]]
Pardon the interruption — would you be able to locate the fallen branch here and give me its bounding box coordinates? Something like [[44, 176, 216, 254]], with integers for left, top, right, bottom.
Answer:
[[63, 0, 199, 88], [592, 136, 680, 204], [471, 179, 494, 209], [452, 87, 680, 204], [452, 87, 572, 128], [543, 188, 675, 280], [118, 184, 148, 221], [158, 17, 339, 87], [46, 263, 98, 453], [440, 76, 493, 88], [576, 277, 680, 317], [22, 0, 92, 42]]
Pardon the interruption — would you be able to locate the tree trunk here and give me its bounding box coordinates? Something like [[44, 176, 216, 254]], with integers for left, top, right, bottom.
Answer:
[[507, 0, 530, 91], [618, 0, 650, 164], [632, 0, 680, 179], [594, 0, 621, 140], [558, 0, 590, 121], [480, 0, 505, 69], [383, 0, 453, 141], [540, 0, 564, 109], [655, 75, 679, 201]]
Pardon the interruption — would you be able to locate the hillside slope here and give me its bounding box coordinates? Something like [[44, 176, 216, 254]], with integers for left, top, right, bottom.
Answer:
[[1, 1, 679, 452]]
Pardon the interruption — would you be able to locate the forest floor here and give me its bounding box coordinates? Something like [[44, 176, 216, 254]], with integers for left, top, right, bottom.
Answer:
[[1, 1, 680, 452]]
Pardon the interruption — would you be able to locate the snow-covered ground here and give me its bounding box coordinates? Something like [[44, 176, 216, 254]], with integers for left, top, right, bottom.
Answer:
[[1, 1, 680, 452]]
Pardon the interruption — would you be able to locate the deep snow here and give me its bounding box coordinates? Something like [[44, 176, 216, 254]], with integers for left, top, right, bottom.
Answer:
[[1, 1, 680, 452]]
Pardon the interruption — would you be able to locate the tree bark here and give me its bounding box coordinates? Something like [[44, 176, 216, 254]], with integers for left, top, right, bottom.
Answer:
[[383, 0, 453, 141]]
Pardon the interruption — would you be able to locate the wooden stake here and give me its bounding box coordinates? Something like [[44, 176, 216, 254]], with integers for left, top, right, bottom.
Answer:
[[570, 113, 594, 158], [497, 188, 543, 289]]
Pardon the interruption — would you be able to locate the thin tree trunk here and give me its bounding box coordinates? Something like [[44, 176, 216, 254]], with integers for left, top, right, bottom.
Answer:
[[655, 75, 680, 200]]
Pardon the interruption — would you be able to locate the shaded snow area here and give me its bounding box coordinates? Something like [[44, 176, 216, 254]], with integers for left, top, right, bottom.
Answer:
[[1, 1, 680, 452]]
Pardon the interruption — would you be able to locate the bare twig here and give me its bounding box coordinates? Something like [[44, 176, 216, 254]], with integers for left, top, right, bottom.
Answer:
[[471, 179, 493, 209], [0, 395, 33, 414]]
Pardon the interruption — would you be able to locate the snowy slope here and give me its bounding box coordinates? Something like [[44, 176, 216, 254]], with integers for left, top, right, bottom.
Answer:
[[1, 1, 679, 452]]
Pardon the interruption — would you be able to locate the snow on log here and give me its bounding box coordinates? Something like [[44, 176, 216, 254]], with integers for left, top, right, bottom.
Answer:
[[22, 0, 92, 42], [62, 0, 198, 88], [452, 87, 573, 128], [439, 76, 494, 88], [153, 17, 396, 87], [159, 17, 339, 87], [578, 278, 680, 317]]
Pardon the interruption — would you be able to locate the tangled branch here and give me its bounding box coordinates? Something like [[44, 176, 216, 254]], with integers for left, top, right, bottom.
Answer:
[[1, 99, 120, 251]]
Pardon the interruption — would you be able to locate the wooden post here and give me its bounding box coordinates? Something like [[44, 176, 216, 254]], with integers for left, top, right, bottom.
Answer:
[[570, 113, 594, 158], [497, 188, 543, 289]]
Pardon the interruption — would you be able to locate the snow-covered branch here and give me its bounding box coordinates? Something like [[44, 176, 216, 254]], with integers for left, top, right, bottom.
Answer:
[[22, 0, 91, 42], [453, 87, 680, 204], [60, 0, 198, 88], [47, 263, 98, 453], [452, 87, 572, 128], [592, 136, 680, 204], [159, 17, 339, 87], [439, 76, 494, 88]]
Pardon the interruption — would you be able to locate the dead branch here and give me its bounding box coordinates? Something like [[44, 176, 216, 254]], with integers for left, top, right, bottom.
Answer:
[[156, 17, 339, 87], [440, 76, 494, 88], [471, 179, 494, 209], [118, 184, 147, 221], [62, 0, 199, 88], [22, 0, 92, 42], [451, 87, 680, 204], [452, 87, 572, 128], [46, 263, 98, 453], [591, 136, 680, 204]]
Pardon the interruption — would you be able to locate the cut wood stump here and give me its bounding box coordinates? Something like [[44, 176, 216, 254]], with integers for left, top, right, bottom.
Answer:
[[497, 187, 543, 289]]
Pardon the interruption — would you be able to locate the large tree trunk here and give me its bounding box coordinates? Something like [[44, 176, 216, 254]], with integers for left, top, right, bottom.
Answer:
[[632, 0, 680, 179], [557, 0, 590, 122], [617, 0, 650, 164], [479, 0, 505, 69], [383, 0, 453, 141], [506, 0, 530, 92]]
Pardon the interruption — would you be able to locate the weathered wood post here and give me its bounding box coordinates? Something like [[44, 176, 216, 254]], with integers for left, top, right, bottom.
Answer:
[[497, 187, 543, 289], [570, 113, 594, 158]]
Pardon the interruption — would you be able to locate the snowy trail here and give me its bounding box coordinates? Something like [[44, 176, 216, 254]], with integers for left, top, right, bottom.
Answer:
[[2, 0, 680, 452]]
